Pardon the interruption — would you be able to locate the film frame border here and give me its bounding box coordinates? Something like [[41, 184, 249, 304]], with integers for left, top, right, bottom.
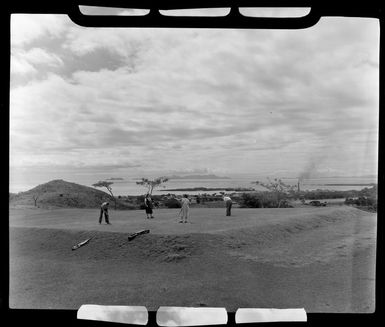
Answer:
[[1, 0, 384, 326]]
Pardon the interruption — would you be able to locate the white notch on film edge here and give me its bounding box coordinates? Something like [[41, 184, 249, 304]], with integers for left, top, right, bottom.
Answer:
[[236, 308, 307, 323], [77, 304, 148, 325], [79, 6, 150, 16], [157, 307, 228, 326], [77, 305, 307, 325]]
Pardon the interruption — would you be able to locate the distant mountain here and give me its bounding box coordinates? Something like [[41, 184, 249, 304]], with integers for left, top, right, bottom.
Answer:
[[331, 174, 378, 179], [167, 174, 230, 180], [9, 179, 131, 209], [282, 175, 378, 180]]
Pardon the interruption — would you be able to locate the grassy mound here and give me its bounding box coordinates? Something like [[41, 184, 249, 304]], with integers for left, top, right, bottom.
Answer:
[[9, 179, 134, 209], [10, 227, 205, 263]]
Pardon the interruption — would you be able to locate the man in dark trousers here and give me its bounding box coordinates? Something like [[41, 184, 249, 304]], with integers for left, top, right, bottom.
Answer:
[[223, 195, 232, 216], [99, 201, 111, 224], [144, 194, 155, 219]]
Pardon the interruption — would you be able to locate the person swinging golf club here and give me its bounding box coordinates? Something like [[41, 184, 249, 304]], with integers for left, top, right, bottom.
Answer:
[[179, 194, 190, 223], [99, 201, 110, 224]]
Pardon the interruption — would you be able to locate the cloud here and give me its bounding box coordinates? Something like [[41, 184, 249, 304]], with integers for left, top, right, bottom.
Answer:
[[11, 47, 63, 75], [21, 47, 63, 66], [11, 14, 68, 47], [9, 15, 379, 179], [10, 56, 36, 74]]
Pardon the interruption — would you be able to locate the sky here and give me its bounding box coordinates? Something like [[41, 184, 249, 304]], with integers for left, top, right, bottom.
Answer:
[[10, 8, 379, 191]]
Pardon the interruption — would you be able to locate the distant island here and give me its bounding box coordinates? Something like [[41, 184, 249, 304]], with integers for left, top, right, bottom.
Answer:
[[321, 183, 376, 187], [161, 187, 254, 192], [166, 174, 231, 180], [281, 175, 377, 180], [106, 177, 124, 181], [132, 174, 230, 181], [326, 175, 377, 179]]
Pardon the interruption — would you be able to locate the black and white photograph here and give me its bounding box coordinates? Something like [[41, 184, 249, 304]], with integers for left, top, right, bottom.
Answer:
[[9, 5, 378, 316]]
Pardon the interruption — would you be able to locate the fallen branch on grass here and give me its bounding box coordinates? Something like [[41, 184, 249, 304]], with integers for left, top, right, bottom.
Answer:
[[72, 237, 92, 251], [128, 229, 150, 241]]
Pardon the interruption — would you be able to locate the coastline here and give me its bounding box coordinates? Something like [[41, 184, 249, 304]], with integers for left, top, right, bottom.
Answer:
[[160, 183, 376, 193]]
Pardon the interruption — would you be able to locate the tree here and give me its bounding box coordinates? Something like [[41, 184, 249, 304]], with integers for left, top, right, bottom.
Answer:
[[32, 194, 40, 207], [92, 181, 117, 209], [252, 178, 297, 208], [136, 176, 169, 195]]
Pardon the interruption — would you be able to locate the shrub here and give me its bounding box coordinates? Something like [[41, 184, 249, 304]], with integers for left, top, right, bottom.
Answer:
[[164, 198, 182, 208], [345, 195, 377, 212], [240, 192, 293, 208], [137, 195, 145, 205], [240, 193, 263, 208]]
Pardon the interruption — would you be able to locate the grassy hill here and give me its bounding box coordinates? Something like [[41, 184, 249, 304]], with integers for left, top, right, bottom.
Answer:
[[9, 179, 135, 209]]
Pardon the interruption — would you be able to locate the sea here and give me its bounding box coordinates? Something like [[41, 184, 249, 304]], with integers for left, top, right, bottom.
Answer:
[[9, 174, 377, 196], [115, 176, 378, 196], [67, 175, 379, 196]]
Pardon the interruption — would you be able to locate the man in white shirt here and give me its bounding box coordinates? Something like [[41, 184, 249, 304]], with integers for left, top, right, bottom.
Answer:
[[179, 195, 190, 223], [223, 195, 232, 216], [99, 201, 111, 224]]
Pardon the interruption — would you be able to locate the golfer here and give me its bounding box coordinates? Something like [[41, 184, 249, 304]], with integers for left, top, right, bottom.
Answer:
[[223, 195, 232, 216], [179, 194, 190, 223], [99, 201, 111, 224], [144, 194, 155, 219]]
